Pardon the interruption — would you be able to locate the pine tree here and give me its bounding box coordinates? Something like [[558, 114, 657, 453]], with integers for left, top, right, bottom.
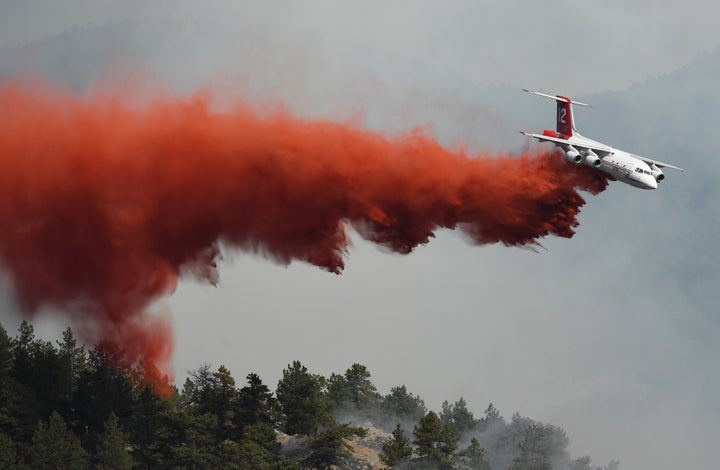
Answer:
[[509, 423, 569, 470], [212, 365, 238, 439], [72, 345, 135, 449], [275, 361, 332, 435], [166, 410, 217, 469], [29, 411, 89, 470], [413, 411, 459, 469], [477, 403, 505, 434], [458, 437, 490, 470], [242, 422, 281, 454], [380, 423, 413, 467], [55, 328, 86, 416], [235, 373, 276, 430], [327, 364, 382, 420], [344, 363, 382, 409], [0, 325, 18, 436], [128, 384, 176, 467], [186, 364, 239, 441], [383, 385, 427, 424], [439, 420, 459, 459], [94, 413, 132, 470], [0, 432, 28, 470], [413, 411, 443, 461], [440, 397, 477, 435], [303, 423, 367, 468], [570, 455, 593, 470], [9, 321, 40, 444]]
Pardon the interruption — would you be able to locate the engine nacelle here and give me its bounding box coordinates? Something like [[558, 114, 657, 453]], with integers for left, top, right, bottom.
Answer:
[[583, 150, 602, 168], [650, 164, 665, 183], [565, 147, 582, 164]]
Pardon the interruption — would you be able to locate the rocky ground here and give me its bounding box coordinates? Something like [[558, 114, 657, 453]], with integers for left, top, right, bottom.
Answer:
[[278, 425, 391, 470]]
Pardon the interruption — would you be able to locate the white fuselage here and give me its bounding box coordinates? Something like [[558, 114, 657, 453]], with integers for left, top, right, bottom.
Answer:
[[565, 134, 658, 190]]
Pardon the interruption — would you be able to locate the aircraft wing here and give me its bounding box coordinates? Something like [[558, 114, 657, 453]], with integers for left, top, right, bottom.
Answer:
[[630, 153, 684, 172], [522, 131, 685, 172], [520, 131, 614, 155]]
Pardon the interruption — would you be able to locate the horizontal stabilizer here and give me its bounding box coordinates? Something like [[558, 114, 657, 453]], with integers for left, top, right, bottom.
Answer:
[[523, 89, 592, 107]]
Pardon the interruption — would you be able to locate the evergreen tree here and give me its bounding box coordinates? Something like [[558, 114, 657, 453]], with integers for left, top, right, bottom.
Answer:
[[94, 412, 132, 470], [411, 411, 459, 469], [570, 455, 594, 470], [213, 365, 238, 439], [489, 411, 530, 470], [235, 373, 276, 431], [10, 322, 34, 386], [302, 423, 367, 468], [72, 345, 134, 448], [215, 439, 270, 470], [28, 339, 69, 419], [214, 438, 298, 470], [127, 385, 175, 468], [186, 364, 239, 440], [0, 432, 28, 470], [440, 397, 477, 436], [413, 411, 442, 459], [477, 403, 505, 434], [55, 328, 87, 418], [0, 324, 18, 436], [276, 361, 332, 435], [0, 324, 13, 393], [383, 385, 427, 424], [380, 423, 413, 467], [166, 410, 218, 469], [9, 321, 41, 444], [243, 422, 281, 454], [178, 376, 195, 407], [29, 411, 89, 470], [327, 372, 351, 406], [509, 422, 569, 470], [344, 364, 382, 409], [439, 420, 459, 459], [458, 437, 491, 470]]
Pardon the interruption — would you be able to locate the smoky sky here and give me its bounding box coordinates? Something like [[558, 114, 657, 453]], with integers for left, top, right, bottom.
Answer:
[[0, 2, 719, 470]]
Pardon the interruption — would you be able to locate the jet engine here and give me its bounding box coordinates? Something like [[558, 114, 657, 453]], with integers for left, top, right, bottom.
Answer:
[[565, 147, 582, 164], [582, 150, 602, 168], [650, 164, 665, 182]]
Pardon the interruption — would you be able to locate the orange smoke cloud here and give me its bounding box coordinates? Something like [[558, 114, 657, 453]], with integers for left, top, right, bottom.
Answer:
[[0, 82, 607, 393]]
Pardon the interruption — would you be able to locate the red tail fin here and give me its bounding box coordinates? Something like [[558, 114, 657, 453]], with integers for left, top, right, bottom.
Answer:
[[556, 97, 573, 137]]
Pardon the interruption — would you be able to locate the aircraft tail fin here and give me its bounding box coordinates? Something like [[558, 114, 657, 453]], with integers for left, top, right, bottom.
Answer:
[[523, 89, 591, 137]]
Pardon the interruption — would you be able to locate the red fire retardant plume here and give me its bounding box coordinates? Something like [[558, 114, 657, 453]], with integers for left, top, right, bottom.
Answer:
[[0, 82, 608, 394]]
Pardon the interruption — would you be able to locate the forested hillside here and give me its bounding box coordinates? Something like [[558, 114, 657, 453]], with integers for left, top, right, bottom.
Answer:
[[0, 320, 617, 469]]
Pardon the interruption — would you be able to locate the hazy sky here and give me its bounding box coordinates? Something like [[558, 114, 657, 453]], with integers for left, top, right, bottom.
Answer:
[[1, 2, 719, 469], [1, 0, 720, 94]]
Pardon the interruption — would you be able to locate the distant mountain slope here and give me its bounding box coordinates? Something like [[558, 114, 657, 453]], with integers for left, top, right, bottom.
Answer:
[[579, 49, 720, 315]]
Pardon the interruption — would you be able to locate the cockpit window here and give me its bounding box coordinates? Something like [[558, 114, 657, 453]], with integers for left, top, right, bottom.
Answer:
[[636, 168, 642, 172]]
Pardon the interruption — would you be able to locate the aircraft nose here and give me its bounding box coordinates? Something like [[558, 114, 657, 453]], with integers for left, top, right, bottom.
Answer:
[[646, 176, 658, 189]]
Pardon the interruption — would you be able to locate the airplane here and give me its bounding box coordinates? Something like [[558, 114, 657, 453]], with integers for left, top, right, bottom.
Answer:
[[520, 89, 683, 189]]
